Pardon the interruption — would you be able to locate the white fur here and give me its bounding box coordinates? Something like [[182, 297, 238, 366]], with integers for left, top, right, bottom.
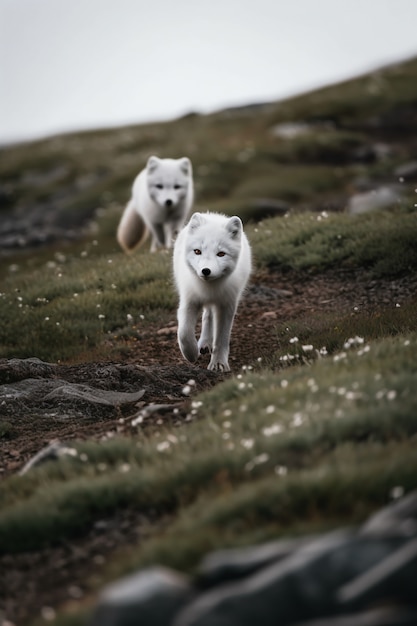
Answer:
[[117, 155, 194, 253], [173, 212, 252, 372]]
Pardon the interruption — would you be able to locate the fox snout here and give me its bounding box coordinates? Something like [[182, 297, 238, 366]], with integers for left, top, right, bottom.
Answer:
[[165, 199, 173, 208], [202, 267, 211, 278]]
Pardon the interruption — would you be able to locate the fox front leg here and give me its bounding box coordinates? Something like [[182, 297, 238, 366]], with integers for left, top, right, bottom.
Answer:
[[208, 304, 236, 372], [149, 223, 166, 252], [177, 302, 200, 363], [198, 306, 213, 355]]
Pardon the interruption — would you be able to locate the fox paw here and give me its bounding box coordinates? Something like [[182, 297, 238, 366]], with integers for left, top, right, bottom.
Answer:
[[179, 335, 199, 363], [198, 343, 212, 355], [208, 360, 230, 373]]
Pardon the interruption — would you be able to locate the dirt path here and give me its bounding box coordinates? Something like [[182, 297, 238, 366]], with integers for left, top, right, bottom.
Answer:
[[1, 267, 416, 478]]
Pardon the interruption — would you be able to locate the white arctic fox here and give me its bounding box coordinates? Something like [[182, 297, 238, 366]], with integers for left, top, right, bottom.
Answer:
[[117, 156, 194, 253], [173, 212, 252, 372]]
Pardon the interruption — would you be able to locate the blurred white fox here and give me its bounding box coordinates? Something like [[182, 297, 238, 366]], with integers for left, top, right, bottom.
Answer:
[[117, 156, 194, 252], [173, 212, 252, 372]]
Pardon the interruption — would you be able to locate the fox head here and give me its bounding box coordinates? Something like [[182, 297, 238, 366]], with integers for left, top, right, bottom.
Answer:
[[185, 212, 243, 281], [146, 155, 192, 209]]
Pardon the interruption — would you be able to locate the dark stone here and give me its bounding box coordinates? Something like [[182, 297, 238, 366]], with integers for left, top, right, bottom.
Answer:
[[175, 532, 409, 626], [293, 607, 417, 625], [197, 536, 315, 589], [89, 566, 192, 626], [394, 161, 417, 181], [338, 538, 417, 608], [361, 491, 417, 537]]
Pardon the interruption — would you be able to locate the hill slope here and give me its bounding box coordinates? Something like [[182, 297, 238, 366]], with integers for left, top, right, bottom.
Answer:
[[0, 56, 417, 626]]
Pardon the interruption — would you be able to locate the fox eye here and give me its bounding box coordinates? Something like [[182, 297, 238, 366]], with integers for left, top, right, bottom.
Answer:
[[194, 249, 201, 255], [174, 184, 182, 190], [156, 184, 163, 190], [217, 251, 226, 257]]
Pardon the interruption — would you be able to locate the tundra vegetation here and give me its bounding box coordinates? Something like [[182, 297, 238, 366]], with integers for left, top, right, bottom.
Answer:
[[0, 56, 417, 625]]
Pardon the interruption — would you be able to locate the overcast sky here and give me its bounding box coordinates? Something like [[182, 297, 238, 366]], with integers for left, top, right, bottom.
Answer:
[[1, 0, 417, 144]]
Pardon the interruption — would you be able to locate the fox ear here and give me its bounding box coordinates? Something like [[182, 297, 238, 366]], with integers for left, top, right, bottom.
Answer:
[[227, 216, 243, 239], [147, 156, 160, 173], [179, 157, 192, 175], [189, 212, 205, 231]]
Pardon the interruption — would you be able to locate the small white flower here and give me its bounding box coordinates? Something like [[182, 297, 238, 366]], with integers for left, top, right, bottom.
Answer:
[[240, 438, 254, 449], [265, 405, 275, 414], [390, 485, 404, 500], [245, 453, 269, 471], [292, 412, 304, 427], [41, 606, 56, 621], [262, 423, 283, 437], [275, 465, 288, 476], [157, 441, 170, 452], [289, 336, 299, 344]]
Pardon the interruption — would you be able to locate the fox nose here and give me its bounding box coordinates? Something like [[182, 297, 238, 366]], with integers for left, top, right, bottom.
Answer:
[[202, 268, 211, 277], [165, 199, 173, 207]]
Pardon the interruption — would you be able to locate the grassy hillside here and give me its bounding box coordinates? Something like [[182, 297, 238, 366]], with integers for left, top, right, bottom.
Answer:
[[0, 56, 417, 626]]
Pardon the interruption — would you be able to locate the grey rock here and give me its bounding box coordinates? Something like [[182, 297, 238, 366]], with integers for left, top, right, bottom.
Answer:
[[338, 538, 417, 607], [293, 607, 417, 625], [0, 357, 56, 383], [43, 383, 145, 407], [361, 491, 417, 537], [0, 377, 145, 418], [270, 122, 313, 139], [197, 536, 315, 589], [0, 377, 58, 401], [175, 532, 408, 626], [89, 566, 192, 626], [87, 493, 417, 626], [394, 161, 417, 181], [347, 186, 400, 215]]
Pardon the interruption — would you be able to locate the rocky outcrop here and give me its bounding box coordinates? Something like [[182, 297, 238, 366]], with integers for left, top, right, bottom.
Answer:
[[89, 492, 417, 626]]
